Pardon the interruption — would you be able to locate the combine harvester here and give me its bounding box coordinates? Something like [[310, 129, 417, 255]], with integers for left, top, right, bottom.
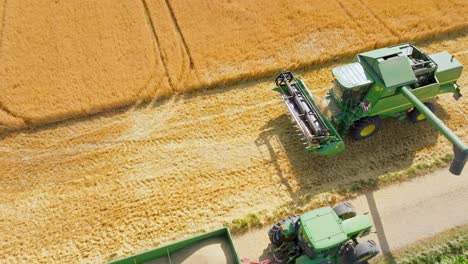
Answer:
[[108, 203, 378, 264], [274, 44, 466, 175]]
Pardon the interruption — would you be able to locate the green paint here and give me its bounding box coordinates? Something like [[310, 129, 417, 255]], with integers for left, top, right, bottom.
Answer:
[[341, 215, 372, 238], [300, 207, 348, 252]]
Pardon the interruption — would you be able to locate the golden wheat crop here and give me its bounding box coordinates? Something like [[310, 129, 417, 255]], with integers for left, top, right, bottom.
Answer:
[[0, 35, 466, 263], [0, 0, 467, 129], [0, 0, 171, 128]]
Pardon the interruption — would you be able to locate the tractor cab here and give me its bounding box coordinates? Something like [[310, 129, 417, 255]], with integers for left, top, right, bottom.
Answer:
[[297, 207, 348, 258], [296, 207, 374, 262]]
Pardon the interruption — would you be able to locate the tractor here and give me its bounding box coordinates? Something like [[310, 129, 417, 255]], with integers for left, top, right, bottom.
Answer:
[[268, 203, 379, 264], [274, 43, 466, 175]]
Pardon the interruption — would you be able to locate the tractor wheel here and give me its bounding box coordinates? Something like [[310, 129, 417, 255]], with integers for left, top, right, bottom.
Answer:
[[350, 116, 382, 140], [409, 102, 435, 123], [352, 240, 380, 264], [333, 202, 356, 220], [268, 215, 299, 246]]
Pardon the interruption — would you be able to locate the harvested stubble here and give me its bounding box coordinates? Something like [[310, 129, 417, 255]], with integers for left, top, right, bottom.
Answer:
[[0, 35, 466, 263], [0, 0, 467, 129]]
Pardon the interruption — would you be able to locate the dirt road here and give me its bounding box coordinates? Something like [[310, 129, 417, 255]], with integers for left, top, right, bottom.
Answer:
[[234, 168, 468, 261], [0, 35, 467, 263]]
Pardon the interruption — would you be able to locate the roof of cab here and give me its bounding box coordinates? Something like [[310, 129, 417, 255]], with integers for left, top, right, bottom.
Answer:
[[332, 62, 374, 89], [300, 207, 348, 252]]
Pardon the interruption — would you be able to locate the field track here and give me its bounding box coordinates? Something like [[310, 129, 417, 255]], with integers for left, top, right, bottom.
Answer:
[[0, 34, 467, 263], [235, 168, 468, 261]]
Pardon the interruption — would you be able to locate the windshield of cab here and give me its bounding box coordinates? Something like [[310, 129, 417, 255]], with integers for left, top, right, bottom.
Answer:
[[333, 80, 370, 104], [332, 80, 343, 100]]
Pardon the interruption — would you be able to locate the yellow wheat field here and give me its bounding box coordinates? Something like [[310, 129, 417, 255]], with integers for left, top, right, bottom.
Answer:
[[0, 0, 467, 130], [0, 0, 171, 129], [0, 34, 467, 263]]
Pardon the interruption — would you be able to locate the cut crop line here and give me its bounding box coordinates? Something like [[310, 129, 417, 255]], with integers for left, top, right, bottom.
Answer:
[[0, 0, 7, 49], [164, 0, 194, 69], [356, 0, 402, 39], [140, 0, 175, 91]]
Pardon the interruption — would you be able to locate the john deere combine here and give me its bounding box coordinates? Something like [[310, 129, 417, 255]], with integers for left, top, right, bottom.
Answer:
[[274, 43, 466, 175]]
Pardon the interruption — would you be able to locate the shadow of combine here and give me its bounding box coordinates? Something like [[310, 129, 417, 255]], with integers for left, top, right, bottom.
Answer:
[[255, 112, 441, 201]]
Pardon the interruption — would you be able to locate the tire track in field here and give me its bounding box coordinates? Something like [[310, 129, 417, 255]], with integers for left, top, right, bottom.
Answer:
[[163, 0, 194, 69], [334, 0, 365, 39], [355, 0, 402, 39], [161, 0, 195, 88], [140, 0, 175, 91]]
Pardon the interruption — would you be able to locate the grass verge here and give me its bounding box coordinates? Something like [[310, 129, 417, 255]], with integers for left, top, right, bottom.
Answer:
[[374, 224, 468, 264]]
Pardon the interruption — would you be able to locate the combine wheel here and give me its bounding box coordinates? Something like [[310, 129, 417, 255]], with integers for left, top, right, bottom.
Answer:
[[268, 215, 299, 246], [352, 240, 380, 264], [409, 102, 435, 123], [333, 202, 356, 220], [350, 116, 382, 140]]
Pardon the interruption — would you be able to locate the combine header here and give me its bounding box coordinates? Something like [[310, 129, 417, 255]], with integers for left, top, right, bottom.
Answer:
[[274, 44, 466, 175], [275, 72, 344, 155]]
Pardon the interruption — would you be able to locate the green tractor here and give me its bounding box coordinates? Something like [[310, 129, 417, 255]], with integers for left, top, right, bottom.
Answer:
[[268, 203, 379, 264], [274, 43, 466, 175]]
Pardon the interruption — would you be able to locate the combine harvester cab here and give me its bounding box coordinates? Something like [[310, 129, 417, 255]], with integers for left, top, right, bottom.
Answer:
[[274, 71, 345, 156], [107, 227, 240, 264], [274, 44, 467, 175]]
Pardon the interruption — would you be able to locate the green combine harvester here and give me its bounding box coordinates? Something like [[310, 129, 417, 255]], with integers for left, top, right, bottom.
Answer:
[[274, 44, 466, 175], [108, 203, 378, 264]]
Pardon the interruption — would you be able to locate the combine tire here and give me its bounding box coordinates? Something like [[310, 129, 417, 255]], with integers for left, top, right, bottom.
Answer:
[[409, 102, 435, 123], [333, 202, 356, 220], [351, 116, 382, 140], [268, 215, 299, 246], [352, 240, 380, 264]]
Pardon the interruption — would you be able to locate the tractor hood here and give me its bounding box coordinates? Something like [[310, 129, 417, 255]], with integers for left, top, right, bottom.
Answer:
[[341, 215, 372, 238], [300, 207, 348, 252]]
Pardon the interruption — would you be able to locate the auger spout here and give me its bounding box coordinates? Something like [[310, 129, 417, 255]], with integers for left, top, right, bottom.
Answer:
[[401, 85, 467, 175]]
